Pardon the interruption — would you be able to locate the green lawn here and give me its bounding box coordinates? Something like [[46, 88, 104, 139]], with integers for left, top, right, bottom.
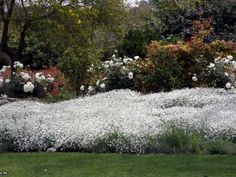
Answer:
[[0, 153, 236, 177]]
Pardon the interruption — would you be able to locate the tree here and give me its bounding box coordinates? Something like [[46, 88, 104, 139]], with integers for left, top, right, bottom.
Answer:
[[0, 0, 16, 59], [0, 0, 85, 64]]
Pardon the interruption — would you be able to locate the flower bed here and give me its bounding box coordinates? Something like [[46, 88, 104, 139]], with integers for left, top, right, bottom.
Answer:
[[0, 88, 236, 153]]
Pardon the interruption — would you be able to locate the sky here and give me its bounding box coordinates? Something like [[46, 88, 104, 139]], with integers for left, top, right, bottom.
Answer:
[[126, 0, 144, 6]]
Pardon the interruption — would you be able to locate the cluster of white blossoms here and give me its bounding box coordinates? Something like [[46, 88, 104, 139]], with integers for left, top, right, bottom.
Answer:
[[1, 88, 236, 152], [46, 74, 54, 83], [211, 55, 236, 89], [13, 61, 24, 68], [35, 72, 46, 82], [192, 55, 236, 89], [23, 82, 34, 93], [20, 72, 31, 81], [0, 65, 10, 73], [83, 54, 139, 95], [192, 74, 198, 82]]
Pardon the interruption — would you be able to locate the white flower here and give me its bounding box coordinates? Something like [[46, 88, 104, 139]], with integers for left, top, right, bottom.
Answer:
[[46, 77, 54, 83], [35, 72, 45, 82], [100, 83, 106, 89], [226, 82, 232, 89], [128, 58, 133, 62], [88, 86, 94, 93], [0, 78, 3, 87], [214, 57, 220, 62], [20, 72, 31, 81], [0, 67, 6, 73], [80, 85, 85, 91], [96, 80, 100, 86], [207, 62, 215, 69], [5, 79, 10, 84], [231, 61, 236, 68], [1, 94, 7, 98], [23, 82, 34, 93], [134, 56, 140, 60], [13, 61, 23, 68], [121, 66, 128, 74], [225, 59, 230, 64], [87, 67, 93, 72], [123, 58, 129, 64], [227, 55, 233, 60], [225, 72, 229, 77], [115, 62, 122, 67], [192, 74, 198, 82], [128, 72, 134, 80], [0, 65, 10, 73], [109, 60, 114, 67]]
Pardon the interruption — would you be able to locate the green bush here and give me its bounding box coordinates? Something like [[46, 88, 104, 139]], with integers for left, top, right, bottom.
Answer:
[[93, 131, 131, 153], [119, 29, 156, 58], [58, 47, 99, 95], [158, 126, 203, 154], [203, 139, 236, 155], [147, 40, 213, 91]]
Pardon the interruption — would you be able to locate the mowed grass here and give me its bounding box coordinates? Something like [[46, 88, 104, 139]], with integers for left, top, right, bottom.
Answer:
[[0, 153, 236, 177]]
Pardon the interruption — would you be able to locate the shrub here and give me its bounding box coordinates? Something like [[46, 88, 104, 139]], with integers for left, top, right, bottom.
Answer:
[[79, 53, 137, 95], [203, 139, 236, 155], [93, 131, 132, 153], [0, 62, 66, 99], [118, 29, 155, 58], [195, 55, 236, 89], [147, 38, 236, 91], [158, 125, 203, 154], [58, 47, 99, 95], [147, 40, 212, 91]]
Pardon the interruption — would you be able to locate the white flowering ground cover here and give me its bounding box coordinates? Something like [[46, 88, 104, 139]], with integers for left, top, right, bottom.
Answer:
[[1, 88, 236, 152]]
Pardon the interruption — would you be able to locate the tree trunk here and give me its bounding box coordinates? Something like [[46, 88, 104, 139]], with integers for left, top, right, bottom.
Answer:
[[1, 20, 10, 52], [17, 24, 29, 59]]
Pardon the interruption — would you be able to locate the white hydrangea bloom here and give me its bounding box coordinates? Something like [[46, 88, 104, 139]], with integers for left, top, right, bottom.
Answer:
[[1, 94, 7, 98], [0, 67, 6, 73], [231, 61, 236, 68], [20, 72, 31, 81], [207, 62, 215, 69], [80, 85, 85, 91], [109, 60, 114, 67], [224, 59, 230, 64], [5, 79, 10, 84], [100, 83, 106, 89], [23, 82, 34, 93], [46, 75, 54, 83], [13, 61, 23, 68], [192, 74, 198, 82], [226, 82, 231, 89], [96, 80, 100, 86], [227, 55, 233, 60], [123, 58, 129, 64], [88, 86, 94, 93], [35, 72, 45, 82], [134, 56, 140, 60], [128, 72, 134, 80]]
